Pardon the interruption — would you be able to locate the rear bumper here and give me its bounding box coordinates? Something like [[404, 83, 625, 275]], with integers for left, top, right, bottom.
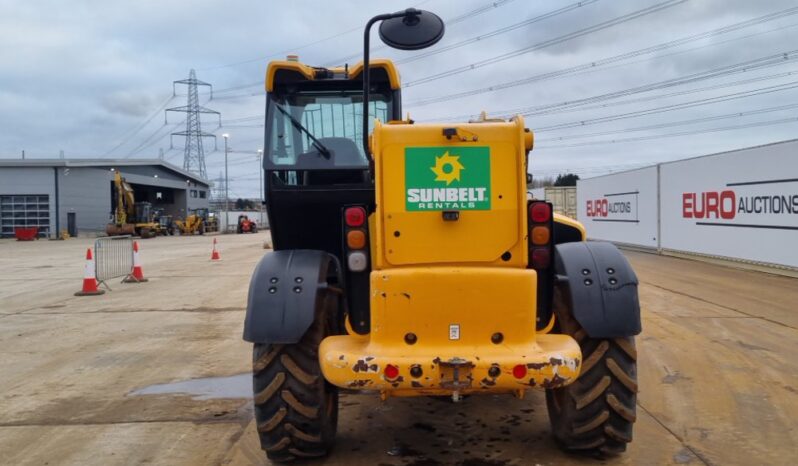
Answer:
[[319, 333, 581, 395], [321, 266, 581, 395]]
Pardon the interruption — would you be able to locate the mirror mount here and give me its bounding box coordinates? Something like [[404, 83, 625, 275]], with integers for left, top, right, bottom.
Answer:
[[362, 9, 444, 168]]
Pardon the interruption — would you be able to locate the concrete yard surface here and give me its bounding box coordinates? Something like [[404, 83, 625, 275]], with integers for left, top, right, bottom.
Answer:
[[0, 234, 796, 465]]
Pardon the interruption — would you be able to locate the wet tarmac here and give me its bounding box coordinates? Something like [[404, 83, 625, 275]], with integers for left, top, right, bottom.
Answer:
[[131, 374, 251, 400]]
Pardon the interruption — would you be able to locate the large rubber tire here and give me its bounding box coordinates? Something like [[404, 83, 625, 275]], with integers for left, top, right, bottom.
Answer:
[[252, 295, 339, 462], [545, 289, 638, 457]]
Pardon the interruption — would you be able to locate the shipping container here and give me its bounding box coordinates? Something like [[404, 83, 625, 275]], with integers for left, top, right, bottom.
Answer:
[[528, 186, 577, 219]]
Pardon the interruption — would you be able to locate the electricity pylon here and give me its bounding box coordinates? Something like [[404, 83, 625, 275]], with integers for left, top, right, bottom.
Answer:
[[166, 69, 220, 179]]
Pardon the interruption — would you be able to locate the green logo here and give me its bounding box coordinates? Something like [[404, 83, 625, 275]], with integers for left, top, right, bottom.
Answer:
[[405, 146, 491, 211]]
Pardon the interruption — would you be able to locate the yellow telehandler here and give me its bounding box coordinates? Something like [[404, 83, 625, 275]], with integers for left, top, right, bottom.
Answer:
[[243, 9, 640, 462], [172, 208, 217, 235]]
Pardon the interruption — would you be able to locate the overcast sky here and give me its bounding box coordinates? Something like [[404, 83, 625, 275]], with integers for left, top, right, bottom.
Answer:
[[2, 0, 797, 198]]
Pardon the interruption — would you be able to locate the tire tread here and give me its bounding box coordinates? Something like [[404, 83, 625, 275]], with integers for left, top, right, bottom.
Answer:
[[547, 334, 638, 457], [251, 292, 339, 462]]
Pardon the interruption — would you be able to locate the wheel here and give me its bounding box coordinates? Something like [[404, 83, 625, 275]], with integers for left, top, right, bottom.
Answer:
[[545, 288, 638, 457], [140, 227, 150, 238], [199, 224, 205, 235], [252, 293, 339, 462]]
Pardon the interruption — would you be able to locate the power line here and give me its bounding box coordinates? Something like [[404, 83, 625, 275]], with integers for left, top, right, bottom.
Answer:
[[516, 52, 798, 117], [123, 92, 220, 159], [104, 95, 174, 156], [404, 0, 688, 87], [198, 26, 363, 72], [222, 114, 263, 124], [217, 0, 684, 93], [125, 120, 184, 157], [407, 6, 798, 106], [193, 19, 798, 119], [212, 91, 265, 101], [321, 0, 521, 67], [528, 80, 798, 132], [221, 124, 264, 129], [529, 162, 652, 176], [537, 116, 798, 149], [202, 84, 798, 175], [537, 102, 798, 141], [211, 0, 521, 95], [540, 69, 798, 117], [123, 3, 798, 166], [430, 49, 798, 121], [394, 0, 599, 66], [114, 89, 218, 160], [197, 0, 434, 72]]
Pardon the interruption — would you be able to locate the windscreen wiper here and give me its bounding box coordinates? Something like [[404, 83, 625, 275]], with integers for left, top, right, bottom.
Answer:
[[273, 103, 331, 159]]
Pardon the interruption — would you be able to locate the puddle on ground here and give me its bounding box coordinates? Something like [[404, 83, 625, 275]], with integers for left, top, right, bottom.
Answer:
[[130, 373, 251, 400]]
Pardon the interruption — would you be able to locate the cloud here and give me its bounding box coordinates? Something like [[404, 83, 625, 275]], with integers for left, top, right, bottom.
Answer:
[[101, 91, 160, 117]]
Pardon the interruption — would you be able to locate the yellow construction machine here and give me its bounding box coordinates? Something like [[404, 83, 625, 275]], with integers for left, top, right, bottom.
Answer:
[[106, 171, 161, 238], [173, 208, 217, 235], [243, 9, 641, 462]]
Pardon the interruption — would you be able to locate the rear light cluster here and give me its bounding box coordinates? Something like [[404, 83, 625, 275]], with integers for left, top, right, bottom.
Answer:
[[344, 206, 369, 272], [528, 201, 552, 269]]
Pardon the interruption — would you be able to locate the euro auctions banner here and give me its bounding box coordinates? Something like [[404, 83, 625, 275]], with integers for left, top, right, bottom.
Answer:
[[660, 140, 798, 268], [405, 147, 491, 211], [577, 166, 659, 248]]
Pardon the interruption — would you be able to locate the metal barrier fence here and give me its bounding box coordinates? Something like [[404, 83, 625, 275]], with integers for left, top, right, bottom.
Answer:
[[95, 236, 133, 289]]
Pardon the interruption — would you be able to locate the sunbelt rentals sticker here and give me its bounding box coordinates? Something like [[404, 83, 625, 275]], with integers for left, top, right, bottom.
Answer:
[[405, 146, 491, 211]]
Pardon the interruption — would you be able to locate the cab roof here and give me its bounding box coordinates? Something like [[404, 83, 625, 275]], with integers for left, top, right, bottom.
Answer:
[[265, 59, 401, 92]]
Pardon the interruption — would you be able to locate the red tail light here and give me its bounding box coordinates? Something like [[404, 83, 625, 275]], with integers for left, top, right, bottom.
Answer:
[[530, 202, 551, 223], [384, 364, 400, 380], [512, 364, 527, 379], [345, 206, 366, 227]]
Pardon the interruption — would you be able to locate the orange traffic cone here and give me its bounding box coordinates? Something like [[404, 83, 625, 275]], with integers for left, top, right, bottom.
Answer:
[[123, 241, 148, 283], [210, 238, 221, 261], [75, 248, 105, 296]]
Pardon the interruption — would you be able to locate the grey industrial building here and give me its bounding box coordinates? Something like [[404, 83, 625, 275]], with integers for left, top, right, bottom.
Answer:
[[0, 159, 210, 238]]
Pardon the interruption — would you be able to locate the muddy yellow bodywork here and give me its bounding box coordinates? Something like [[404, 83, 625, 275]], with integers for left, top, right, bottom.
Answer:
[[319, 267, 581, 395], [320, 115, 583, 396]]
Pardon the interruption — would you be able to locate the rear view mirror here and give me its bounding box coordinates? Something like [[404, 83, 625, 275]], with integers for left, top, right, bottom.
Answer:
[[362, 9, 445, 163], [378, 10, 445, 51]]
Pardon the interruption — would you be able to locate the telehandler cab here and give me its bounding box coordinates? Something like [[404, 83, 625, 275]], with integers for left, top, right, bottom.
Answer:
[[243, 9, 641, 462]]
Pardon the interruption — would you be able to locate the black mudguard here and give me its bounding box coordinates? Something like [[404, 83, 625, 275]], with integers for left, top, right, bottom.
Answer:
[[554, 241, 641, 338], [243, 249, 338, 344]]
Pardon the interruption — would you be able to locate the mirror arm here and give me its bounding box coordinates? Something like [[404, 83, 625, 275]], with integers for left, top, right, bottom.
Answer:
[[362, 10, 416, 166]]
